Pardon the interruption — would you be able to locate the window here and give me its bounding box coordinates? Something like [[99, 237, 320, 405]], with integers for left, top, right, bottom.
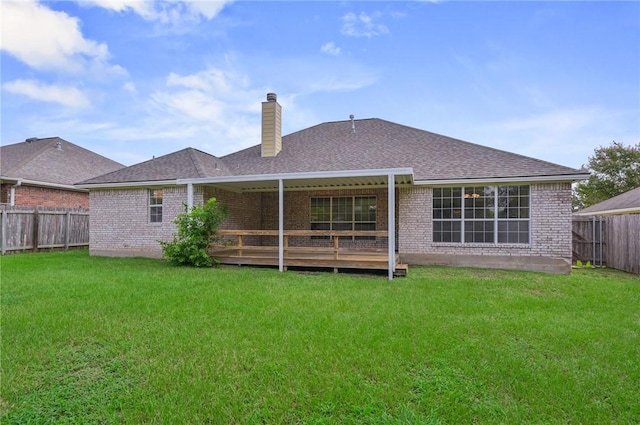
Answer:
[[310, 196, 376, 240], [149, 189, 163, 223], [433, 185, 529, 244]]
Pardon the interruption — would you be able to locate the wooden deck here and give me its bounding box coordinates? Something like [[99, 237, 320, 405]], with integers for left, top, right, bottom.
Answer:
[[211, 230, 408, 276]]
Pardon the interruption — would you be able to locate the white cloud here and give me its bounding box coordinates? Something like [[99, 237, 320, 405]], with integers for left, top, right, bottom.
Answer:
[[81, 0, 233, 24], [3, 79, 90, 108], [321, 42, 341, 56], [341, 11, 390, 38], [123, 82, 137, 93], [0, 0, 123, 76]]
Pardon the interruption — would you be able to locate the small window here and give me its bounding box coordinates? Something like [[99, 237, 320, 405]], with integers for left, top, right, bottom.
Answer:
[[149, 189, 163, 223]]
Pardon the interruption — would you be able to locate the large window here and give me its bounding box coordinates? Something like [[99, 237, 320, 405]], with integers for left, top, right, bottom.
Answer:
[[149, 189, 163, 223], [433, 186, 529, 244], [310, 196, 376, 240]]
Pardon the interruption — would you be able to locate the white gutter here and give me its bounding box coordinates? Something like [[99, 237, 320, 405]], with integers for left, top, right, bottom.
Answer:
[[177, 168, 415, 185], [573, 207, 640, 216], [75, 179, 179, 189], [1, 176, 88, 192], [414, 173, 590, 186]]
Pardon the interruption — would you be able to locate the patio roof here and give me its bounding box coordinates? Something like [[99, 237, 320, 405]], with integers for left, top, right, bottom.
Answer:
[[177, 168, 415, 193]]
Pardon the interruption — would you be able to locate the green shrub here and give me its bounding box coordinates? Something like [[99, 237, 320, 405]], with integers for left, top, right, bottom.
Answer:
[[160, 198, 227, 267]]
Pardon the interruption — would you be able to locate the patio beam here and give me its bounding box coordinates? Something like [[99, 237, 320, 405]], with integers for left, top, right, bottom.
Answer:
[[278, 178, 284, 272], [388, 173, 395, 281]]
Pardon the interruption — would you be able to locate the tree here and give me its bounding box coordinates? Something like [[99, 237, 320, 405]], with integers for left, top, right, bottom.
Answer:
[[574, 141, 640, 210], [160, 198, 227, 267]]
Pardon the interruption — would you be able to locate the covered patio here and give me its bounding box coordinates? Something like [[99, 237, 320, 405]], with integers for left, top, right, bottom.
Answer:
[[178, 168, 414, 280]]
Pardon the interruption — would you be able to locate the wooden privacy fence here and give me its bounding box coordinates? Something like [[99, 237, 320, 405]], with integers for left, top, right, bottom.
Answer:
[[572, 214, 640, 274], [572, 216, 606, 266], [0, 207, 89, 254], [605, 214, 640, 274]]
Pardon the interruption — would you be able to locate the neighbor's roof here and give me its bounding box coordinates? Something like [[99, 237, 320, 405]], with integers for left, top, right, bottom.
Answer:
[[575, 186, 640, 216], [78, 118, 586, 186], [79, 148, 231, 185], [1, 137, 124, 186]]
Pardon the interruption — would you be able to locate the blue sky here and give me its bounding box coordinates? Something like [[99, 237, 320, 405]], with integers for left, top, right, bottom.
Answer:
[[1, 1, 638, 169]]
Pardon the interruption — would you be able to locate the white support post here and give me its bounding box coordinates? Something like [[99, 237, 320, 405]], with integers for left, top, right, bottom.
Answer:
[[388, 173, 396, 280], [186, 183, 194, 210], [278, 179, 284, 272]]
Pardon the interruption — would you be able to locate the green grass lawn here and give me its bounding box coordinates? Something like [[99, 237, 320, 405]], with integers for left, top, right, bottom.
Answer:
[[1, 250, 639, 424]]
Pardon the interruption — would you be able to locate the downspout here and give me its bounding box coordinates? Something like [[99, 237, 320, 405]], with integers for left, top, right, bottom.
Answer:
[[186, 183, 194, 210], [10, 179, 22, 206]]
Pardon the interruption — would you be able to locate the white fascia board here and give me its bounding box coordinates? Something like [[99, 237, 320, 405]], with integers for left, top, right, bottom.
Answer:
[[3, 177, 88, 192], [75, 180, 179, 189], [177, 168, 415, 185], [414, 173, 591, 186], [0, 176, 20, 184], [573, 207, 640, 216]]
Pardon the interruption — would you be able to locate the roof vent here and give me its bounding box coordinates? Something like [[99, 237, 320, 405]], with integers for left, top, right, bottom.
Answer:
[[25, 137, 38, 143], [350, 114, 356, 133], [266, 93, 277, 102], [55, 142, 62, 150]]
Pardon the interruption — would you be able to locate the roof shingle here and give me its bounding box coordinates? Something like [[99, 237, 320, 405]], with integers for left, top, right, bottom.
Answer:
[[77, 118, 584, 185], [1, 137, 124, 185]]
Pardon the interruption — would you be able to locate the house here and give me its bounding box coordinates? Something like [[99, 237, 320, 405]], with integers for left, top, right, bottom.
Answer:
[[77, 94, 589, 277], [1, 137, 124, 209], [574, 186, 640, 216], [573, 187, 640, 274]]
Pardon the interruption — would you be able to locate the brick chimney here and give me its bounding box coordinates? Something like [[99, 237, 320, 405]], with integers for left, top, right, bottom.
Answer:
[[261, 93, 282, 157]]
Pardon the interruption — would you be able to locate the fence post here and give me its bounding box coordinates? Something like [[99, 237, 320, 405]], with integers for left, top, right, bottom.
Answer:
[[599, 216, 603, 267], [32, 209, 39, 252], [592, 216, 596, 266], [1, 209, 6, 255], [65, 211, 71, 250]]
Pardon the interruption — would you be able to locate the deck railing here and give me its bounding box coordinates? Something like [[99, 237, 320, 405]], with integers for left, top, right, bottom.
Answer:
[[213, 229, 389, 259]]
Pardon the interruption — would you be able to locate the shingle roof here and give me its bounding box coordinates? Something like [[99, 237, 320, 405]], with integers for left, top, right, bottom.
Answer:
[[79, 148, 230, 184], [78, 118, 584, 185], [1, 137, 124, 185], [222, 118, 582, 181], [576, 186, 640, 215]]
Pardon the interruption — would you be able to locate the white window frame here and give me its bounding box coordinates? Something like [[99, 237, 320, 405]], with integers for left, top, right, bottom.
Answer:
[[433, 185, 530, 244], [310, 195, 377, 240], [149, 189, 163, 224]]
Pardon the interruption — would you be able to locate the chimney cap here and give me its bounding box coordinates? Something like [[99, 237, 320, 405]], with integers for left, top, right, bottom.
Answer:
[[266, 93, 277, 102]]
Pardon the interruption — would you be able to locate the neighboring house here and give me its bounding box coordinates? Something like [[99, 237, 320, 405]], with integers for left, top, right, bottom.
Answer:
[[77, 94, 589, 277], [574, 186, 640, 216], [1, 137, 124, 209], [573, 186, 640, 274]]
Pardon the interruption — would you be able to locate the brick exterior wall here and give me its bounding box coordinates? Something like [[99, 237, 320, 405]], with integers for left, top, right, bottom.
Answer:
[[398, 183, 573, 261], [0, 184, 89, 209], [89, 186, 200, 257], [259, 188, 389, 249], [203, 187, 389, 248], [89, 182, 573, 272]]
